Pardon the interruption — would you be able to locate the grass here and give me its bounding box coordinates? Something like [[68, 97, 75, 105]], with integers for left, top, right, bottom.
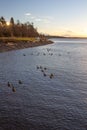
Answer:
[[0, 37, 36, 42]]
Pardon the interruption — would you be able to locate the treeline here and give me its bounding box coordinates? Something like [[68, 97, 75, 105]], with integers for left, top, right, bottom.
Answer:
[[0, 16, 39, 37]]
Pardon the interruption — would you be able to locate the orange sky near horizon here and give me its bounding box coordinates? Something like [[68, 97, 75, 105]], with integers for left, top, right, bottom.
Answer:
[[0, 0, 87, 38]]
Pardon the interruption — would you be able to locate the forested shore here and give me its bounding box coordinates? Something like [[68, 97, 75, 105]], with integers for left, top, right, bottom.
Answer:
[[0, 16, 53, 52], [0, 16, 39, 37]]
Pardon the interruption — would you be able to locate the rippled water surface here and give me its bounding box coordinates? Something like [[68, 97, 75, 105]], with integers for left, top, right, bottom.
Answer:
[[0, 38, 87, 130]]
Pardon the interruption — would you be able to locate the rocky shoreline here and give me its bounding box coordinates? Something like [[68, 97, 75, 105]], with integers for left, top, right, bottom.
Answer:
[[0, 39, 53, 53]]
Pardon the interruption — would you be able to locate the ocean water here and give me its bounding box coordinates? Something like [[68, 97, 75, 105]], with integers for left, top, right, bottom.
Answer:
[[0, 38, 87, 130]]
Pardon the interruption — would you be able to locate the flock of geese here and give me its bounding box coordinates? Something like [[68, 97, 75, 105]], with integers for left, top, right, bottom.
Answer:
[[7, 48, 65, 93], [7, 80, 22, 92], [7, 65, 54, 93], [23, 48, 55, 57], [36, 65, 54, 79]]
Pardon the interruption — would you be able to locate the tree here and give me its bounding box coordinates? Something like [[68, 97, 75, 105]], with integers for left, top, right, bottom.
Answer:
[[0, 16, 6, 25], [10, 17, 15, 37], [0, 16, 39, 37], [17, 20, 20, 26], [10, 17, 14, 25]]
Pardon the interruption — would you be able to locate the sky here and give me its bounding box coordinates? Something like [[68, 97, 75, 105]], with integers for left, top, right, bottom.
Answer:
[[0, 0, 87, 37]]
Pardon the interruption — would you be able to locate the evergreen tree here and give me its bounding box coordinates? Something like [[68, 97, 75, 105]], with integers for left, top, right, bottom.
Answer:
[[0, 16, 39, 37], [10, 17, 14, 25], [0, 16, 6, 25]]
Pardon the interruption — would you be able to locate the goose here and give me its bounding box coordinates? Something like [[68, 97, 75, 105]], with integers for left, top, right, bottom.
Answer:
[[7, 82, 11, 87], [44, 67, 47, 70], [12, 86, 16, 92], [41, 69, 44, 72], [37, 66, 39, 69], [43, 73, 46, 77], [18, 80, 22, 84], [50, 73, 54, 79]]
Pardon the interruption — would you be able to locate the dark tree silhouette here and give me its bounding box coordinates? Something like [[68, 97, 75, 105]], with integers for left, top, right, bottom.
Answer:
[[0, 16, 6, 25], [10, 17, 14, 25], [0, 16, 39, 37], [10, 17, 15, 37]]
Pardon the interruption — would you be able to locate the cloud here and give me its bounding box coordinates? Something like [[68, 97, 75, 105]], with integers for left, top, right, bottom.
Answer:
[[62, 30, 74, 37], [44, 16, 54, 20], [35, 18, 50, 23], [35, 18, 42, 22], [43, 19, 50, 23], [24, 14, 51, 24], [30, 16, 35, 19], [25, 13, 31, 16]]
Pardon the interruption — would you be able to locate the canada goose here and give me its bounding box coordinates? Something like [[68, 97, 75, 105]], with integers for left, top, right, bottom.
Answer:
[[18, 80, 22, 84], [50, 73, 54, 79], [44, 67, 47, 70], [50, 53, 53, 56], [7, 82, 11, 87], [23, 54, 26, 56], [43, 73, 46, 77], [12, 86, 16, 92], [43, 53, 46, 55], [40, 66, 42, 69], [37, 66, 39, 69], [41, 70, 44, 72], [59, 54, 61, 56]]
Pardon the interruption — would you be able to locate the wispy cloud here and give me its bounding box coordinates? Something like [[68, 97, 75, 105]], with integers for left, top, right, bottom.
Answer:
[[60, 30, 75, 37], [25, 13, 31, 16], [30, 16, 35, 19], [44, 16, 54, 20], [24, 13, 52, 24], [35, 18, 50, 23], [43, 19, 50, 23], [35, 18, 42, 22]]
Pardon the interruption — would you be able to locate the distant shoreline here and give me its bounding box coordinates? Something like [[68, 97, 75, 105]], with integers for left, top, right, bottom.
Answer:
[[0, 37, 53, 53], [46, 36, 87, 39]]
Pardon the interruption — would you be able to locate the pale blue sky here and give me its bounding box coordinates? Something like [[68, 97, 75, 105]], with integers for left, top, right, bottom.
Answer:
[[0, 0, 87, 37]]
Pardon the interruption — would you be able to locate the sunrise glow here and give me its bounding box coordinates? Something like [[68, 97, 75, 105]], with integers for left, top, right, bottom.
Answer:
[[0, 0, 87, 38], [6, 22, 10, 26]]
